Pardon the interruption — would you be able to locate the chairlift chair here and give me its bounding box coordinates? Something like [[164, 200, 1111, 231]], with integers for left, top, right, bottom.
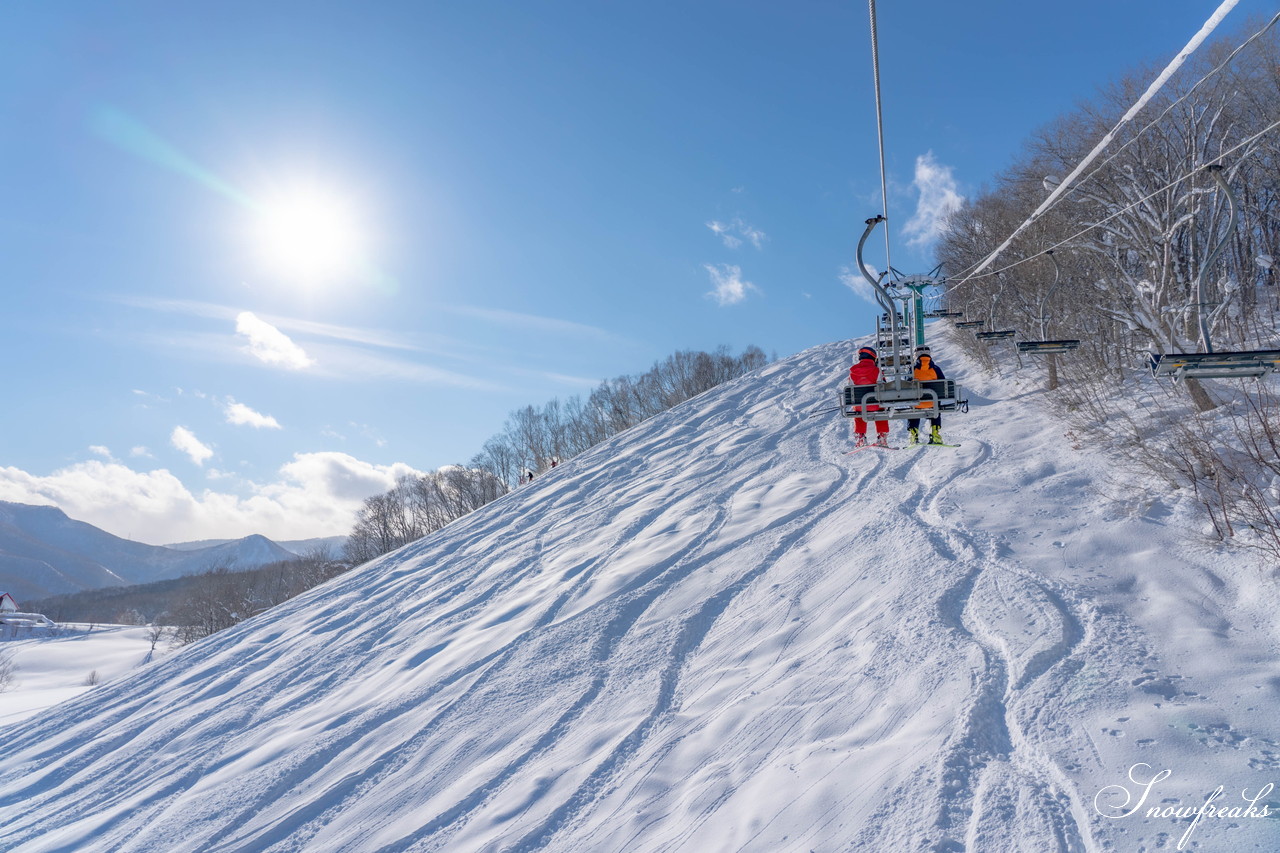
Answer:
[[877, 333, 911, 348], [925, 309, 963, 319], [1017, 250, 1081, 356], [1017, 340, 1081, 355], [975, 330, 1016, 343], [955, 320, 985, 330], [1148, 164, 1279, 382], [1149, 350, 1280, 380]]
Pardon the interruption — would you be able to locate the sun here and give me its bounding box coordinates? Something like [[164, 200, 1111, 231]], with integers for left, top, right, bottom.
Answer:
[[252, 185, 367, 283]]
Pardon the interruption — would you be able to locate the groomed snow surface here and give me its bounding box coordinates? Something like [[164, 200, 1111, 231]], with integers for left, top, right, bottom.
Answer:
[[2, 330, 1279, 852], [0, 626, 169, 728]]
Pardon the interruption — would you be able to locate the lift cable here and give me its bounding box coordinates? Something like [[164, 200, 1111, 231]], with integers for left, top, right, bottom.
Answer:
[[1053, 12, 1280, 208], [950, 10, 1280, 285], [951, 115, 1280, 287], [867, 0, 892, 276], [950, 0, 1242, 287]]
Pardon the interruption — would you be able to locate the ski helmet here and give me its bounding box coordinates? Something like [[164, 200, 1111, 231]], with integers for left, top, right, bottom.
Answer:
[[915, 345, 931, 356], [857, 346, 877, 361]]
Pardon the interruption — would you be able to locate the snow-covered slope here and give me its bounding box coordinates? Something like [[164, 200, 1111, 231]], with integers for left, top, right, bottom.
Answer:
[[1, 333, 1278, 852], [0, 625, 173, 728]]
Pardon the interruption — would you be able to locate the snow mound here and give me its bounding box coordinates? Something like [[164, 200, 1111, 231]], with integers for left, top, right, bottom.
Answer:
[[1, 333, 1277, 852]]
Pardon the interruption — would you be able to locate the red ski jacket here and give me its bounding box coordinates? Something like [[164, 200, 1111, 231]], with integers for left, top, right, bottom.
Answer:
[[848, 358, 881, 386]]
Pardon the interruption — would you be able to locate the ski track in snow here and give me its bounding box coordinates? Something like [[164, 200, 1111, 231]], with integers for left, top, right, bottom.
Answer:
[[2, 332, 1280, 852]]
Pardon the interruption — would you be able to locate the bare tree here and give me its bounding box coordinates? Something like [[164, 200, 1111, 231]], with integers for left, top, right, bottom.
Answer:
[[935, 20, 1280, 556], [345, 344, 773, 563], [0, 649, 15, 693]]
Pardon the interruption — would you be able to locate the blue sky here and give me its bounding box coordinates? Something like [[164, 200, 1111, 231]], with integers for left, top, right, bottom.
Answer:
[[0, 0, 1267, 543]]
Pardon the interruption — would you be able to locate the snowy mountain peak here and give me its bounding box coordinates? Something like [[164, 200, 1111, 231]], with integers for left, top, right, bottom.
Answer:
[[0, 507, 330, 598]]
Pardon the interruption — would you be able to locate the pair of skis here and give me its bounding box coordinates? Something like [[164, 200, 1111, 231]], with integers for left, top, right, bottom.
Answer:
[[844, 440, 961, 456]]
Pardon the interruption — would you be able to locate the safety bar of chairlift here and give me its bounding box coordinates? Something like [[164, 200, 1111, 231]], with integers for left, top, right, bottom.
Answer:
[[955, 320, 985, 329], [975, 330, 1016, 341], [926, 310, 964, 318], [1148, 349, 1280, 380], [1017, 339, 1081, 354], [839, 380, 967, 421]]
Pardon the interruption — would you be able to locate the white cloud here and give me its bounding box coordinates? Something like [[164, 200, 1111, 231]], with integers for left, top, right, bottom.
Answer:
[[267, 452, 420, 503], [704, 264, 761, 306], [348, 423, 387, 448], [118, 297, 525, 387], [0, 452, 426, 544], [707, 221, 742, 249], [839, 264, 880, 305], [436, 305, 619, 343], [116, 297, 431, 352], [902, 151, 964, 248], [225, 399, 282, 430], [261, 316, 423, 351], [235, 311, 314, 370], [303, 342, 506, 390], [738, 222, 766, 250], [88, 445, 113, 460], [130, 446, 153, 458], [171, 426, 213, 467], [706, 218, 766, 250]]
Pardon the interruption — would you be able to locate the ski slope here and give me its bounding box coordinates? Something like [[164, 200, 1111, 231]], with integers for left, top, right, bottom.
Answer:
[[0, 626, 171, 728], [2, 331, 1278, 852]]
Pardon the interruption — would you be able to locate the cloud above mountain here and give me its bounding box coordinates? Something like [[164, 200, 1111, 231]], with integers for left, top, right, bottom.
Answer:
[[0, 452, 423, 544]]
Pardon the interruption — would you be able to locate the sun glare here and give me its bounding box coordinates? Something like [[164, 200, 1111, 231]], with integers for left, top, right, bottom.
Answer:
[[253, 185, 367, 283]]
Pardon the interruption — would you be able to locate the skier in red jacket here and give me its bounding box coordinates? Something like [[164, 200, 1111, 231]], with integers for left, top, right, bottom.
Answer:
[[848, 346, 890, 447]]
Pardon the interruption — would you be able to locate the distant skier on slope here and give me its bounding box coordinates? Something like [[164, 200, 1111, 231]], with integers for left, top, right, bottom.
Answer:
[[907, 345, 947, 445], [848, 346, 890, 448]]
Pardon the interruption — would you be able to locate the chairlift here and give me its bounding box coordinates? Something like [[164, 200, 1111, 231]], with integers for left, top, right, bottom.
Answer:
[[877, 325, 910, 347], [1017, 250, 1080, 356], [1017, 340, 1081, 354], [925, 309, 964, 319], [1149, 350, 1280, 379], [975, 330, 1016, 343], [1148, 164, 1278, 382], [839, 216, 969, 421], [955, 320, 985, 330]]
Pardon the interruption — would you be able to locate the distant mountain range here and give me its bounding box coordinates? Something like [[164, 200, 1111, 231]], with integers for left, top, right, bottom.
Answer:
[[0, 501, 346, 601], [164, 536, 348, 556]]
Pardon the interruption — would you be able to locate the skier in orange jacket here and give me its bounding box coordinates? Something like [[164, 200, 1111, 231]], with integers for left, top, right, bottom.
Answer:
[[848, 346, 890, 447], [907, 345, 946, 445]]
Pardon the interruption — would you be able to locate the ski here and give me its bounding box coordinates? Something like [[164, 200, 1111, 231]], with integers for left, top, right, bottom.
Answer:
[[909, 442, 961, 449], [845, 443, 901, 455]]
